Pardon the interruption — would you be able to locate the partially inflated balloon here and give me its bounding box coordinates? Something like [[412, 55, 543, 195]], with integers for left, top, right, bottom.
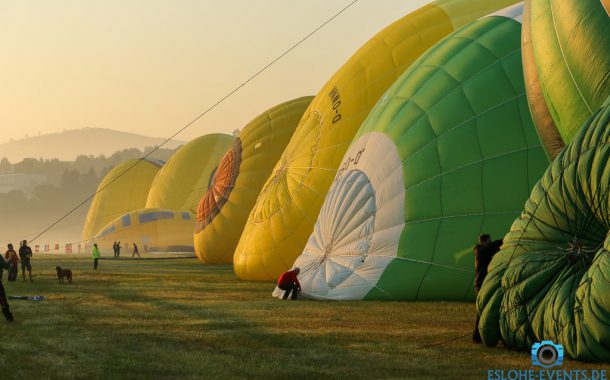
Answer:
[[146, 133, 233, 213], [234, 0, 521, 281], [477, 98, 610, 362], [82, 158, 162, 241], [94, 208, 195, 254], [293, 4, 549, 300], [194, 97, 312, 264], [521, 0, 563, 159], [524, 0, 610, 155]]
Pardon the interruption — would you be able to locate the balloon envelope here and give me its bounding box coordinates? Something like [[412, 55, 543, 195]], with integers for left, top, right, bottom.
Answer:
[[294, 4, 549, 300], [233, 0, 522, 281]]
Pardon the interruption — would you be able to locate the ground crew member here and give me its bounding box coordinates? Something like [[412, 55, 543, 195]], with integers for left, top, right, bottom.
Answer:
[[473, 234, 503, 343]]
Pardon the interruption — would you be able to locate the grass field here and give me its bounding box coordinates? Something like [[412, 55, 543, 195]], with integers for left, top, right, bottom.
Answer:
[[0, 253, 608, 379]]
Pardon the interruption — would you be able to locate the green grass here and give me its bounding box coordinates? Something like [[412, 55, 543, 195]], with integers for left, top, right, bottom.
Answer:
[[0, 253, 608, 379]]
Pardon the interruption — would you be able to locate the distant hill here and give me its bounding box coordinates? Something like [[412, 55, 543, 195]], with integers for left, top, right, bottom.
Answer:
[[0, 128, 185, 162]]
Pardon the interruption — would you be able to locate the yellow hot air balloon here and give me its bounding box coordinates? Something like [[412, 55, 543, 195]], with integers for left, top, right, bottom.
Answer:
[[82, 158, 162, 241], [146, 133, 233, 213], [93, 208, 195, 254], [194, 97, 313, 264], [233, 0, 521, 281]]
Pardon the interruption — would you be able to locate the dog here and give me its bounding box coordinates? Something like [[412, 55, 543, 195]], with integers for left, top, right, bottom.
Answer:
[[56, 266, 73, 284]]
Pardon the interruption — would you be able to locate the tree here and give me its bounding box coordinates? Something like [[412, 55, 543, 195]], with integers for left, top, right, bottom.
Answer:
[[0, 157, 12, 174]]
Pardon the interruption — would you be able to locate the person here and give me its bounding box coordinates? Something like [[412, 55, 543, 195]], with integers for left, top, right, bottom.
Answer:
[[116, 241, 121, 258], [19, 239, 33, 282], [0, 254, 14, 321], [5, 244, 19, 282], [277, 267, 301, 300], [92, 243, 101, 270], [112, 241, 118, 258], [473, 234, 503, 344], [132, 243, 140, 258]]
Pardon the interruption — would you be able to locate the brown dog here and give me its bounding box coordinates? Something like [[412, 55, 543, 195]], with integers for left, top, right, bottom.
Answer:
[[56, 266, 72, 284]]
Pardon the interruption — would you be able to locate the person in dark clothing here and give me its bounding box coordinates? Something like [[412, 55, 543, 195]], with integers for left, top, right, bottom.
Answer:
[[113, 242, 118, 258], [473, 234, 503, 343], [19, 240, 33, 282], [116, 241, 121, 258], [277, 267, 301, 300], [132, 243, 140, 258], [0, 254, 15, 322]]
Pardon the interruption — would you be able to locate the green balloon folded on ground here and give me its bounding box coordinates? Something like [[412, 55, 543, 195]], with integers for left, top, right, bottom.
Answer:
[[477, 98, 610, 362]]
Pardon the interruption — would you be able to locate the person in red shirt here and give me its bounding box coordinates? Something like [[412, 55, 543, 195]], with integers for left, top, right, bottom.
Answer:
[[5, 243, 19, 282], [277, 267, 301, 300]]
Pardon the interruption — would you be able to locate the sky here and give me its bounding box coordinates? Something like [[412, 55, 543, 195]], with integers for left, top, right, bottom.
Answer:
[[0, 0, 428, 144]]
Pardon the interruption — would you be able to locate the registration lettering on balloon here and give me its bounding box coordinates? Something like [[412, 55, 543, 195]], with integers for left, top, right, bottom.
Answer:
[[334, 148, 365, 182], [328, 86, 342, 124]]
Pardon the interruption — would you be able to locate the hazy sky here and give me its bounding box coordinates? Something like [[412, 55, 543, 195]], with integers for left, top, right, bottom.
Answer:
[[0, 0, 428, 144]]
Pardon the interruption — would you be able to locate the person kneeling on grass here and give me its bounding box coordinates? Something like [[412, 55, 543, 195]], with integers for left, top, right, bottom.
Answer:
[[0, 254, 14, 322], [277, 267, 301, 300]]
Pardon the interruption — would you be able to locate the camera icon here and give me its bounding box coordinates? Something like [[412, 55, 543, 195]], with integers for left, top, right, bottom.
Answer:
[[531, 340, 564, 368]]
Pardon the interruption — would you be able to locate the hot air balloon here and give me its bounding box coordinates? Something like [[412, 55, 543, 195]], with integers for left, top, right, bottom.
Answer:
[[523, 0, 610, 158], [146, 133, 233, 213], [82, 158, 162, 242], [194, 97, 313, 264], [477, 98, 610, 362], [291, 4, 549, 300], [93, 208, 195, 254], [234, 0, 522, 281]]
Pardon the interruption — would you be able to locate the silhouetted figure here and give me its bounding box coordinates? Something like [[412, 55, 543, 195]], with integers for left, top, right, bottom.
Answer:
[[277, 267, 301, 300], [113, 241, 118, 258], [19, 240, 33, 282], [0, 254, 14, 321], [132, 243, 140, 258], [116, 241, 121, 258], [473, 234, 503, 344]]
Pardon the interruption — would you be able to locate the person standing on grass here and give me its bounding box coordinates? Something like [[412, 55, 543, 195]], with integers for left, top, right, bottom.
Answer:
[[116, 241, 121, 258], [277, 267, 301, 300], [92, 243, 101, 270], [5, 243, 19, 282], [473, 234, 503, 344], [19, 239, 33, 282], [0, 254, 14, 321], [132, 243, 140, 258], [112, 241, 118, 258]]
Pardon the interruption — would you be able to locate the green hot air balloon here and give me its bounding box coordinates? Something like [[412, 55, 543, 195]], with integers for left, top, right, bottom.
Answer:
[[292, 4, 549, 301], [523, 0, 610, 158], [477, 98, 610, 362]]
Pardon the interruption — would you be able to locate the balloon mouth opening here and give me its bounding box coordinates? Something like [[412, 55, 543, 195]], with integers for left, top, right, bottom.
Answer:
[[306, 168, 377, 276], [195, 138, 242, 233], [561, 236, 596, 266], [251, 111, 322, 223]]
